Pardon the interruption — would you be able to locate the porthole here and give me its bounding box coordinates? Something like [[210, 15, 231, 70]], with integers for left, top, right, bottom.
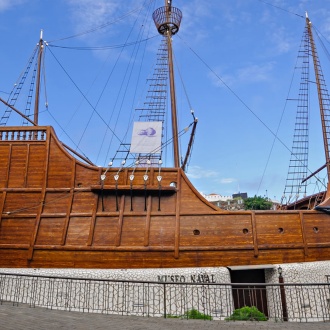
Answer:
[[243, 228, 249, 234], [193, 229, 200, 236], [313, 227, 319, 233], [278, 227, 284, 234], [170, 182, 177, 187]]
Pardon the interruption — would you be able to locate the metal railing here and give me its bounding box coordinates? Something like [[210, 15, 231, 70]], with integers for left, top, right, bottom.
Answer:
[[1, 272, 330, 322]]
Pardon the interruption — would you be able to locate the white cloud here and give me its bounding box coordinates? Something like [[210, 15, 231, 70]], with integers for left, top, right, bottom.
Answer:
[[237, 62, 274, 83], [178, 0, 213, 42], [67, 0, 121, 34], [186, 165, 219, 179], [209, 62, 274, 88], [0, 0, 26, 12], [186, 166, 238, 186], [271, 28, 291, 54], [220, 178, 237, 184]]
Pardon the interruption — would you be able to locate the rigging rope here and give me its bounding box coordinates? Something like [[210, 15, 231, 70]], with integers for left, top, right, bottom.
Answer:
[[44, 0, 157, 167], [46, 46, 127, 151], [0, 45, 38, 125], [100, 3, 155, 165], [257, 32, 307, 196], [178, 30, 327, 196], [112, 1, 158, 159], [173, 51, 197, 170], [178, 35, 293, 154], [48, 36, 158, 51], [313, 27, 330, 64], [46, 0, 156, 43], [257, 0, 304, 19]]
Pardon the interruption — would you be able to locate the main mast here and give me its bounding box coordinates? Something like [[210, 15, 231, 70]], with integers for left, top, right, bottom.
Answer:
[[152, 0, 182, 168], [283, 13, 330, 206], [306, 13, 330, 185]]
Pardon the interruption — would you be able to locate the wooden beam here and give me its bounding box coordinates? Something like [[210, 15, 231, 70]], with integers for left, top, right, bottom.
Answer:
[[174, 171, 181, 258], [251, 211, 259, 258], [0, 191, 7, 228], [115, 195, 125, 246], [27, 128, 51, 261], [144, 195, 152, 247], [87, 191, 100, 246], [299, 211, 308, 257]]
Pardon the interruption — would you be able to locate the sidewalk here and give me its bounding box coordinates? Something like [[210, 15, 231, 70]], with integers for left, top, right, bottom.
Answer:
[[1, 302, 330, 330]]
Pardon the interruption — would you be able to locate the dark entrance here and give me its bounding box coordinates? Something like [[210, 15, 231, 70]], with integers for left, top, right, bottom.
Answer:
[[229, 268, 268, 317]]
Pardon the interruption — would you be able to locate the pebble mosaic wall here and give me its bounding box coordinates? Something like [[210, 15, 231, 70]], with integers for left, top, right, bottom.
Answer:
[[1, 261, 330, 321], [2, 261, 330, 284], [0, 266, 231, 283]]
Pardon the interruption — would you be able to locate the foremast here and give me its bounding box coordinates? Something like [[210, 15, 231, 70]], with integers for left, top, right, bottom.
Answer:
[[33, 30, 44, 125], [152, 1, 182, 168]]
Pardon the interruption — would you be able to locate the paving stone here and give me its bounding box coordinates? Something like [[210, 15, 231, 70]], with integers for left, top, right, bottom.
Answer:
[[1, 302, 330, 330]]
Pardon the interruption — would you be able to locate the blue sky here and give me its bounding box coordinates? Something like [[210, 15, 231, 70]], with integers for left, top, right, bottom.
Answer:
[[1, 0, 330, 201]]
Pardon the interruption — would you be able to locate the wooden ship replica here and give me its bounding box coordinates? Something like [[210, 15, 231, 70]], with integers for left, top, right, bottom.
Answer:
[[1, 1, 330, 269]]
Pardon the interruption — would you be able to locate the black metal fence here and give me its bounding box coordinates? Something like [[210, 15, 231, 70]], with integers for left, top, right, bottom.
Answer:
[[1, 272, 330, 322]]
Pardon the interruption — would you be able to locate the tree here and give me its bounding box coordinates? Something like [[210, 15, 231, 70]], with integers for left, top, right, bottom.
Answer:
[[244, 195, 272, 210]]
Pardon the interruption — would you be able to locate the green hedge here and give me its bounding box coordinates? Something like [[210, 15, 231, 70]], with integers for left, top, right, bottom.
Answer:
[[167, 308, 213, 320], [226, 306, 267, 321]]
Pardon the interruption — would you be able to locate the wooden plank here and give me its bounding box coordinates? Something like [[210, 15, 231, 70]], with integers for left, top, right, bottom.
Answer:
[[35, 218, 66, 245], [0, 218, 35, 245], [23, 248, 308, 269], [255, 213, 303, 245], [65, 217, 91, 245], [303, 212, 330, 245], [27, 144, 47, 187], [8, 145, 28, 187], [0, 145, 10, 188], [180, 214, 253, 247], [91, 217, 117, 246], [149, 215, 175, 246]]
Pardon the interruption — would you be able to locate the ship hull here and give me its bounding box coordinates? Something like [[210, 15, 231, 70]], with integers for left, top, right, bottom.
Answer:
[[1, 126, 330, 268]]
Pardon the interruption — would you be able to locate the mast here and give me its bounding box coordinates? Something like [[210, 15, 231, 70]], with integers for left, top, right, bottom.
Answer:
[[153, 1, 182, 167], [34, 29, 44, 125], [306, 13, 330, 184]]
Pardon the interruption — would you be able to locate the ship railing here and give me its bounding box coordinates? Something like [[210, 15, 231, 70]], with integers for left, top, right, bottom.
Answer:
[[0, 127, 47, 141], [0, 272, 330, 322]]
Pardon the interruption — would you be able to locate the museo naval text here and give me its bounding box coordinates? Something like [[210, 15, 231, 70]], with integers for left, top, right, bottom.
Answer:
[[157, 273, 216, 283]]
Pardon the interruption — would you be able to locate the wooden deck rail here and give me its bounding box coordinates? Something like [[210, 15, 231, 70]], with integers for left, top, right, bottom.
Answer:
[[0, 128, 47, 141]]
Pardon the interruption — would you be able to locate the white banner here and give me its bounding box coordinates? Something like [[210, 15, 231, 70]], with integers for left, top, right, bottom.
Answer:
[[130, 122, 162, 154]]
